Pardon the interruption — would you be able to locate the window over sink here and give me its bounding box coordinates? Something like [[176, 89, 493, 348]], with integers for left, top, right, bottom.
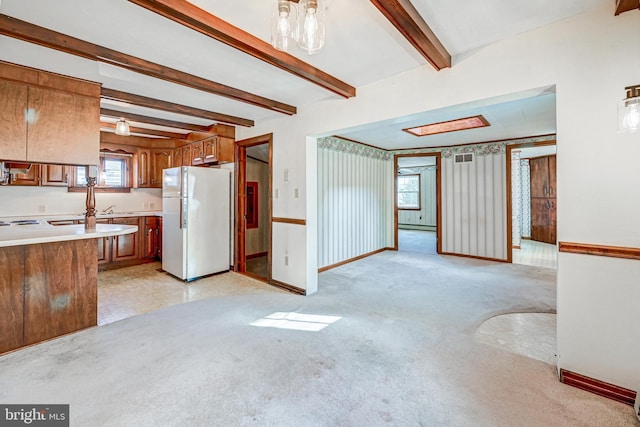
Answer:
[[69, 152, 132, 193]]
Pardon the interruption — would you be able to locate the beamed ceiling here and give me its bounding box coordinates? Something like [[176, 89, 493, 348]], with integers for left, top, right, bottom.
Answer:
[[0, 0, 632, 147]]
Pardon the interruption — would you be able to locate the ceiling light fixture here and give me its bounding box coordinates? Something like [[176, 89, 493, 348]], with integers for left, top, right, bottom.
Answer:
[[404, 115, 490, 137], [271, 0, 325, 55], [115, 118, 131, 136], [618, 85, 640, 133]]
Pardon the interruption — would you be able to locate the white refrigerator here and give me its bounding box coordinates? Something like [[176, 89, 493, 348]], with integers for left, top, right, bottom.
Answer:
[[162, 166, 231, 281]]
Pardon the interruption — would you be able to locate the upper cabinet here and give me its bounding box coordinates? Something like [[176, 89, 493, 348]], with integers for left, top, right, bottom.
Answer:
[[0, 61, 101, 166]]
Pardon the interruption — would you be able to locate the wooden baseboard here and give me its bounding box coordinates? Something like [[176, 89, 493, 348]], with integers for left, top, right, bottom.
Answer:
[[439, 252, 508, 263], [559, 241, 640, 261], [318, 247, 391, 273], [246, 251, 268, 260], [270, 279, 306, 295], [559, 369, 636, 406], [512, 245, 521, 249]]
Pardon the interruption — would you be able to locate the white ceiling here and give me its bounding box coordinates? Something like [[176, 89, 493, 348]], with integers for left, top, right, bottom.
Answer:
[[0, 0, 608, 143]]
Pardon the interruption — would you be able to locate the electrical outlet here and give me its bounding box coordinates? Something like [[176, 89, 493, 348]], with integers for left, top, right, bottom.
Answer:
[[284, 169, 289, 183], [284, 255, 289, 266], [38, 205, 46, 213], [294, 188, 299, 198], [275, 189, 279, 199], [150, 202, 155, 209]]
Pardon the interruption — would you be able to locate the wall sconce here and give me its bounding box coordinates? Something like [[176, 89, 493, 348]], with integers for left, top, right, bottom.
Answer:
[[618, 85, 640, 133], [115, 118, 131, 136]]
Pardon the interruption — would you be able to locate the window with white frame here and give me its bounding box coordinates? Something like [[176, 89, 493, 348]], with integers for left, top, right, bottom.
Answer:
[[397, 174, 420, 210]]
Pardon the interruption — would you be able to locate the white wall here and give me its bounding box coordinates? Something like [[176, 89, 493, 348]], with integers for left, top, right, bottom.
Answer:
[[398, 166, 437, 229], [0, 185, 162, 217], [236, 6, 640, 389], [245, 157, 269, 256], [317, 137, 393, 269]]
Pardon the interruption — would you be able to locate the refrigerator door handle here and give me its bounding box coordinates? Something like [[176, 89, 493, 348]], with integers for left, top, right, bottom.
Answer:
[[179, 199, 184, 230]]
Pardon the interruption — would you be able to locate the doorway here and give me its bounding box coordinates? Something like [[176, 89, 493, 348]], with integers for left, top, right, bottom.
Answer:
[[506, 141, 557, 268], [235, 134, 272, 282], [394, 153, 442, 254]]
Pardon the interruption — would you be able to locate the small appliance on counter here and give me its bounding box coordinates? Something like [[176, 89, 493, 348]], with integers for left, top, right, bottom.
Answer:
[[162, 166, 230, 281]]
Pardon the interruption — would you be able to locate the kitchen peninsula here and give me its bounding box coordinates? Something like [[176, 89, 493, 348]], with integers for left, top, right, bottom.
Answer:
[[0, 222, 137, 354]]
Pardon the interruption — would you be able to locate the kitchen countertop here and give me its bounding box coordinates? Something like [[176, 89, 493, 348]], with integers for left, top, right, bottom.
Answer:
[[0, 211, 163, 223], [0, 223, 138, 248]]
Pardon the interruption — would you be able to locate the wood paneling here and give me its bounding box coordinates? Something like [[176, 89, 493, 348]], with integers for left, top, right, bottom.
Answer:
[[27, 86, 100, 165], [0, 79, 28, 161], [0, 14, 291, 118], [370, 0, 451, 70], [128, 0, 356, 99], [23, 240, 97, 345], [559, 241, 640, 260], [0, 246, 24, 354]]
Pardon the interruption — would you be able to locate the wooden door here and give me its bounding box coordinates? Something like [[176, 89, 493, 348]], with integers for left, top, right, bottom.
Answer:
[[9, 164, 40, 186], [529, 157, 549, 198], [151, 149, 171, 187], [0, 80, 28, 161], [531, 198, 550, 243], [27, 87, 99, 165], [41, 164, 69, 186], [0, 246, 25, 354], [111, 217, 140, 261], [529, 155, 557, 244], [548, 155, 556, 198], [137, 148, 151, 187]]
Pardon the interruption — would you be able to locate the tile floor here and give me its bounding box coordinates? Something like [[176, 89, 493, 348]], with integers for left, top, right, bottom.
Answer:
[[513, 239, 558, 269], [97, 262, 283, 325]]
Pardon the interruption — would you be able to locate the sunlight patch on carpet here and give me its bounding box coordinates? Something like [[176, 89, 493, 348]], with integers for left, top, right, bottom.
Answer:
[[251, 312, 342, 332]]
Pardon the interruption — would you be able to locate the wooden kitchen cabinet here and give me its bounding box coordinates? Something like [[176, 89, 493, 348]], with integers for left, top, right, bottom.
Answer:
[[151, 149, 172, 187], [157, 217, 163, 261], [142, 217, 159, 259], [530, 155, 557, 244], [173, 147, 183, 167], [190, 141, 204, 163], [111, 217, 140, 262], [0, 246, 25, 354], [41, 164, 70, 186], [137, 148, 151, 187], [182, 144, 193, 167], [0, 79, 28, 161], [9, 164, 40, 186], [0, 61, 100, 165]]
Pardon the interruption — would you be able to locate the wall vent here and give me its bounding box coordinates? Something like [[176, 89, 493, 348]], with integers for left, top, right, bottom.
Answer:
[[454, 153, 474, 163]]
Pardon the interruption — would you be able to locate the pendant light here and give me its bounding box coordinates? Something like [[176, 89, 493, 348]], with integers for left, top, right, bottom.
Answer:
[[271, 0, 298, 52], [618, 85, 640, 133], [115, 118, 131, 136], [297, 0, 325, 55]]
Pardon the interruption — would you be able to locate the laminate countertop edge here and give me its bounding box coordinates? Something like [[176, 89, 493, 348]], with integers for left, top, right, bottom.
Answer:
[[0, 224, 138, 248], [0, 211, 162, 223]]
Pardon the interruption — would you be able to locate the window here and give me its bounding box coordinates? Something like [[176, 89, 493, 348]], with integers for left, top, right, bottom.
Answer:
[[70, 152, 131, 192], [397, 174, 420, 210]]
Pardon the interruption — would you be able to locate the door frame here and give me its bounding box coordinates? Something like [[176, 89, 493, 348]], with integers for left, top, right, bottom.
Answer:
[[393, 152, 442, 253], [235, 133, 273, 282], [505, 139, 556, 263]]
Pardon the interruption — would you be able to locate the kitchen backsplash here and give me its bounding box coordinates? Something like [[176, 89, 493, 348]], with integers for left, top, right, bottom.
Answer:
[[0, 186, 162, 217]]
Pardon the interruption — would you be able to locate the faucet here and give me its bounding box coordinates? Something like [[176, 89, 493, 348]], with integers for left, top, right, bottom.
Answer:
[[101, 205, 116, 214]]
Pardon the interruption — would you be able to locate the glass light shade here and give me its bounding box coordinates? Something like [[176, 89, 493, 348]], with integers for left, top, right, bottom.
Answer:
[[297, 0, 325, 55], [618, 96, 640, 133], [115, 119, 130, 136], [271, 0, 297, 51]]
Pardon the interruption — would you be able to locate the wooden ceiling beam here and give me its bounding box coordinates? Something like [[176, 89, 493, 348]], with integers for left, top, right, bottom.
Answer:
[[100, 108, 213, 132], [100, 122, 186, 139], [0, 14, 293, 118], [370, 0, 451, 71], [615, 0, 639, 15], [127, 0, 356, 98], [100, 88, 255, 127]]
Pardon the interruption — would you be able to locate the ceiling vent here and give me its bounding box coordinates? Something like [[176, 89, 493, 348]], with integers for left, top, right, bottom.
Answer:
[[454, 153, 474, 163]]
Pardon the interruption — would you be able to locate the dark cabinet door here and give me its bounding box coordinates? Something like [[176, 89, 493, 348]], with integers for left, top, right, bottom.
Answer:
[[0, 80, 28, 161], [548, 155, 556, 198], [531, 198, 556, 244], [142, 217, 158, 259], [151, 150, 171, 187], [157, 218, 163, 261], [529, 156, 549, 198], [111, 217, 140, 262], [137, 149, 151, 187]]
